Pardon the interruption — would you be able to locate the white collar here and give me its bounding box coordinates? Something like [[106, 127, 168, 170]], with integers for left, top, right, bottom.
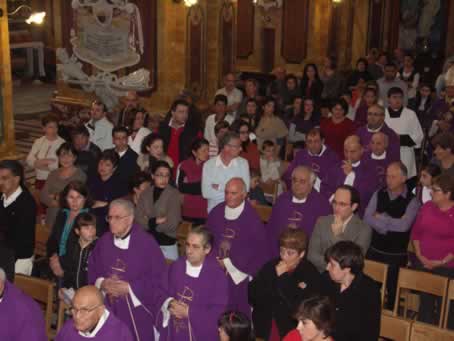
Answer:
[[352, 160, 361, 167], [225, 201, 245, 220], [342, 214, 354, 233], [308, 144, 327, 157], [215, 155, 238, 169], [371, 151, 387, 160], [185, 260, 203, 278], [113, 234, 131, 250], [292, 195, 307, 204], [367, 124, 384, 133], [117, 149, 128, 158], [168, 118, 185, 129], [422, 186, 432, 203], [78, 309, 110, 338], [2, 186, 23, 208]]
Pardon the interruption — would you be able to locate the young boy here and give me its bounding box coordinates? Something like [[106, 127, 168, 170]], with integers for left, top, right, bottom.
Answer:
[[249, 169, 270, 206], [209, 120, 230, 158], [61, 213, 97, 294], [260, 140, 282, 183]]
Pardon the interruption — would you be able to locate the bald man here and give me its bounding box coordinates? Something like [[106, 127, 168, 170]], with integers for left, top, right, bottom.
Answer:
[[267, 166, 331, 257], [364, 132, 395, 187], [206, 178, 268, 317], [0, 268, 47, 341], [323, 135, 378, 217], [215, 73, 243, 115], [56, 286, 133, 340]]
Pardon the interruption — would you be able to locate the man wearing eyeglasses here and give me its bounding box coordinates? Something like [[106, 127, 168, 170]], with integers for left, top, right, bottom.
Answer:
[[356, 103, 400, 162], [88, 199, 166, 341], [308, 185, 372, 273], [56, 285, 133, 340], [0, 267, 47, 341]]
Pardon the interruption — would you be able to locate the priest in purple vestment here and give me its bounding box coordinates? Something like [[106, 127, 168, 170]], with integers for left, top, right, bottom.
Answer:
[[88, 199, 166, 341], [56, 286, 134, 341], [284, 128, 340, 189], [157, 226, 228, 341], [322, 135, 378, 217], [364, 132, 395, 188], [356, 103, 400, 162], [206, 178, 268, 317], [268, 166, 331, 257], [0, 268, 47, 341]]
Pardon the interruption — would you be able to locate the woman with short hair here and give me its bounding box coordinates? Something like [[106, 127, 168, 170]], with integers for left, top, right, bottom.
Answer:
[[249, 228, 321, 340], [283, 296, 335, 341], [320, 240, 381, 341]]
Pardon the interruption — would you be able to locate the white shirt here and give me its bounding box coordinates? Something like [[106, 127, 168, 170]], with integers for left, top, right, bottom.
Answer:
[[86, 117, 114, 151], [79, 309, 110, 338], [204, 114, 235, 144], [2, 186, 23, 207], [26, 135, 65, 180], [215, 87, 243, 113], [128, 127, 151, 155], [344, 160, 360, 186]]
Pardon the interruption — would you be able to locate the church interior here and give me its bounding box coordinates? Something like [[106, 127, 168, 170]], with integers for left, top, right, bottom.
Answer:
[[1, 0, 454, 340]]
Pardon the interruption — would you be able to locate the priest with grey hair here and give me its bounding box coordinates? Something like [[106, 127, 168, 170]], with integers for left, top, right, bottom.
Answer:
[[0, 268, 47, 340]]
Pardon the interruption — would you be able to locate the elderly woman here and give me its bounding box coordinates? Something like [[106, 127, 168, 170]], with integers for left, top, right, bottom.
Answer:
[[255, 97, 288, 152], [40, 143, 86, 227], [411, 173, 454, 326], [177, 138, 209, 225], [283, 296, 335, 341], [127, 108, 152, 155], [135, 161, 182, 260], [249, 228, 321, 340], [320, 241, 381, 341], [46, 181, 92, 279]]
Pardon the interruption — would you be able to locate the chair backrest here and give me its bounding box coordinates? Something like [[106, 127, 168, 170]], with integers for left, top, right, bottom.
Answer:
[[34, 224, 50, 258], [410, 321, 454, 341], [394, 267, 449, 327], [364, 259, 388, 307], [14, 274, 54, 337], [260, 181, 279, 204], [444, 279, 454, 329], [252, 203, 272, 223], [380, 314, 412, 341], [176, 221, 192, 256]]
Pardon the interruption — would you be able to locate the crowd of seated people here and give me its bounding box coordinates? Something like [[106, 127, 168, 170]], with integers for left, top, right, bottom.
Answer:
[[3, 48, 454, 341]]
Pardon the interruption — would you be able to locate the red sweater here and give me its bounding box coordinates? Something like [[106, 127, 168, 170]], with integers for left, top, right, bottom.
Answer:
[[283, 329, 334, 341], [320, 117, 356, 159]]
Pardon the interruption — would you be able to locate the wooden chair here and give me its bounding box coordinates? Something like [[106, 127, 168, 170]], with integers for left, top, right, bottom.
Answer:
[[444, 279, 454, 329], [57, 301, 70, 332], [285, 142, 293, 161], [176, 221, 192, 256], [260, 181, 279, 204], [380, 314, 412, 341], [394, 267, 449, 327], [410, 321, 454, 341], [364, 259, 388, 309], [252, 203, 272, 223], [14, 274, 55, 338], [34, 224, 51, 259]]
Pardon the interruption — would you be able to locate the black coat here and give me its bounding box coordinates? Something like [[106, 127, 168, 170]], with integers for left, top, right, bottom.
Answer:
[[320, 272, 381, 341], [158, 120, 201, 164], [109, 147, 139, 183], [0, 242, 15, 282], [0, 188, 36, 260], [248, 258, 321, 339], [61, 239, 97, 289]]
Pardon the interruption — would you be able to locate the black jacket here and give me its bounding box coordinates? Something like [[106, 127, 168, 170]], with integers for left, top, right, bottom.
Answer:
[[0, 242, 15, 282], [320, 272, 381, 341], [158, 120, 201, 165], [61, 239, 97, 289], [75, 142, 101, 179], [0, 188, 36, 260], [108, 147, 139, 183], [249, 258, 321, 339]]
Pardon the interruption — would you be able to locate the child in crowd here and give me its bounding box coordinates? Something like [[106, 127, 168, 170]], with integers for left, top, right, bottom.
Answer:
[[218, 311, 255, 341], [413, 163, 442, 204], [60, 212, 98, 299], [209, 120, 230, 158], [260, 140, 282, 184], [249, 169, 270, 206]]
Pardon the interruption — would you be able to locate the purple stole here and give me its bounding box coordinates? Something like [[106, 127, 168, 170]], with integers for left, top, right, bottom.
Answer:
[[206, 201, 268, 317], [157, 256, 228, 341], [364, 152, 393, 189], [267, 191, 332, 257], [88, 224, 166, 341], [356, 124, 401, 162]]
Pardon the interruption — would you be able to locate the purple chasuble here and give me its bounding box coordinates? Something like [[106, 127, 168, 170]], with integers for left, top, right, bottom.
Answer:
[[56, 310, 134, 341], [88, 224, 166, 341], [283, 147, 340, 188], [356, 124, 400, 162], [157, 256, 228, 341], [0, 281, 47, 341], [322, 158, 378, 217], [364, 152, 394, 188], [206, 201, 268, 317], [267, 190, 331, 257]]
